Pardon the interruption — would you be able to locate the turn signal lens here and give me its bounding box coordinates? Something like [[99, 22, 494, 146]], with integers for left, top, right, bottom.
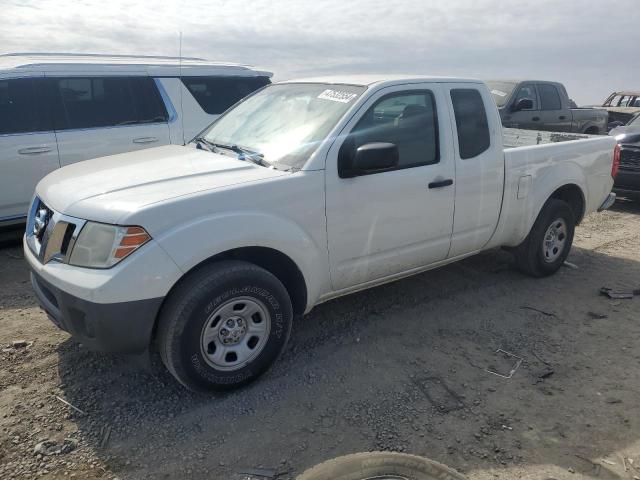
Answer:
[[114, 227, 151, 260], [612, 144, 621, 179]]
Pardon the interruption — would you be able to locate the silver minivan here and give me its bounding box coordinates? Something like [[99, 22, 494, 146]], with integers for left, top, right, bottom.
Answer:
[[0, 53, 271, 228]]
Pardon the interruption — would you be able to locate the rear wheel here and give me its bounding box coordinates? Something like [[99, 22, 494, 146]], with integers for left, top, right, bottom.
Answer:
[[157, 260, 293, 391], [514, 199, 575, 277], [297, 452, 467, 480]]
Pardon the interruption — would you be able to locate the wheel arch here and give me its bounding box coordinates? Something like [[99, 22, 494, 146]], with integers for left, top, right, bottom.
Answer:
[[166, 245, 308, 314], [583, 124, 601, 135], [548, 183, 586, 224], [150, 245, 309, 346]]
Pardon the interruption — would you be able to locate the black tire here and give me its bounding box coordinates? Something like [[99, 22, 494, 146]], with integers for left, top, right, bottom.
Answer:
[[514, 199, 575, 277], [157, 260, 293, 391], [297, 452, 467, 480]]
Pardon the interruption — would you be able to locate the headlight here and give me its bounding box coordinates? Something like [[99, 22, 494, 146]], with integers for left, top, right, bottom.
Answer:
[[68, 222, 151, 268]]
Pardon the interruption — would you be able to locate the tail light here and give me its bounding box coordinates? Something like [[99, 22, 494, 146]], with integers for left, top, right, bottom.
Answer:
[[612, 144, 621, 179]]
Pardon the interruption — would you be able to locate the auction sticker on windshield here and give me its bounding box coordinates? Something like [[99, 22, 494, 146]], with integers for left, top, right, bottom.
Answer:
[[317, 89, 358, 103]]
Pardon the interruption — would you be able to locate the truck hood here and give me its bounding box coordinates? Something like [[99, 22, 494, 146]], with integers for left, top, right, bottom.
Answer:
[[37, 145, 288, 223]]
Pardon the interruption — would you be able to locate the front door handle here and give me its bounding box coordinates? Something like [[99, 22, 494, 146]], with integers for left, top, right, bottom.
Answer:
[[18, 146, 53, 155], [559, 115, 567, 120], [428, 179, 453, 189], [133, 136, 159, 144], [532, 116, 540, 121]]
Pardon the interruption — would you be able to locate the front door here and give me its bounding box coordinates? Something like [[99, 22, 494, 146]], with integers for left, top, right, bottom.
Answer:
[[503, 83, 540, 130], [325, 84, 456, 290]]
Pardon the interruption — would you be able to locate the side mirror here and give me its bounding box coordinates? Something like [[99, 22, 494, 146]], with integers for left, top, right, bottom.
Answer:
[[339, 142, 399, 178], [512, 98, 534, 112]]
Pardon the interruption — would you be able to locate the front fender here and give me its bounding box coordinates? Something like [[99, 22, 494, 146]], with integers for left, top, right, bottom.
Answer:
[[154, 211, 327, 309]]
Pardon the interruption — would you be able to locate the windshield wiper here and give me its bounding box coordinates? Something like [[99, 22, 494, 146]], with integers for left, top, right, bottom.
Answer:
[[193, 136, 216, 152], [210, 142, 270, 167]]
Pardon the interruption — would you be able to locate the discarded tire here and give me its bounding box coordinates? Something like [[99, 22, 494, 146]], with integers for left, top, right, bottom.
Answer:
[[297, 452, 467, 480]]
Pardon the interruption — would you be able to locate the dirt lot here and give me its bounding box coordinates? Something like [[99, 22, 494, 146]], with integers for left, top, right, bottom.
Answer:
[[1, 200, 639, 480]]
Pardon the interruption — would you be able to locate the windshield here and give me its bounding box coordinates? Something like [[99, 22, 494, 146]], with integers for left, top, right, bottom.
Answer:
[[629, 113, 640, 126], [485, 81, 517, 107], [199, 83, 365, 170]]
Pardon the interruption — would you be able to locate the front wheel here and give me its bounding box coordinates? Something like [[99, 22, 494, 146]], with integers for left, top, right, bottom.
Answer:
[[514, 199, 575, 277], [157, 260, 293, 391], [297, 452, 467, 480]]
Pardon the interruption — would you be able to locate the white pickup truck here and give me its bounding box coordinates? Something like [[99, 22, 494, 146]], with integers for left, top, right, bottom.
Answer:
[[24, 75, 619, 391]]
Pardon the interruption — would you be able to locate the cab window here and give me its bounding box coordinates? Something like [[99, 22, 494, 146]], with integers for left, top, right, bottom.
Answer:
[[343, 90, 439, 171], [182, 76, 271, 115], [513, 85, 537, 110], [51, 77, 168, 130], [538, 84, 562, 110], [450, 89, 490, 159], [0, 78, 50, 134]]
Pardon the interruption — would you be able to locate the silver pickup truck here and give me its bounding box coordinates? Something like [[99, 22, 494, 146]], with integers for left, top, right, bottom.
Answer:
[[487, 80, 608, 135]]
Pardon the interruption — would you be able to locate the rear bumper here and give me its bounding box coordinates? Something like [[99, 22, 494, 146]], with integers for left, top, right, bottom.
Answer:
[[598, 192, 617, 211], [614, 170, 640, 194], [31, 269, 163, 353]]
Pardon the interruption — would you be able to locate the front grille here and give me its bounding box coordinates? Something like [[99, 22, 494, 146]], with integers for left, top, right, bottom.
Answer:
[[26, 197, 86, 265], [620, 148, 640, 172]]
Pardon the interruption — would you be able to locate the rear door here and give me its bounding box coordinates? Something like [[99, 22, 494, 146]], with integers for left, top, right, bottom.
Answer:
[[445, 84, 504, 256], [0, 76, 60, 221], [49, 76, 171, 166], [325, 83, 455, 290], [536, 83, 571, 132]]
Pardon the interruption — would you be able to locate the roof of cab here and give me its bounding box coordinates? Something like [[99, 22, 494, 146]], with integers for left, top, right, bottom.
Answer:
[[278, 74, 482, 88], [609, 91, 640, 97], [0, 53, 272, 77]]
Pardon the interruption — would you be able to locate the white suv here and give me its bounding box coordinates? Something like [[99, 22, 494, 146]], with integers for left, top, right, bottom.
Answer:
[[0, 53, 271, 227]]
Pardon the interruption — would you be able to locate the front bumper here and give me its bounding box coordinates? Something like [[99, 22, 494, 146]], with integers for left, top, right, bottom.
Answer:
[[31, 268, 163, 353], [23, 230, 183, 354]]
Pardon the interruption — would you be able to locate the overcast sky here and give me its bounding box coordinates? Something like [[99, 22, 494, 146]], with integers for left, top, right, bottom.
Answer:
[[1, 0, 638, 104]]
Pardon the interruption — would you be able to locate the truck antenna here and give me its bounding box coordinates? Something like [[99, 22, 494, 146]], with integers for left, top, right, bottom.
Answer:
[[179, 31, 186, 143]]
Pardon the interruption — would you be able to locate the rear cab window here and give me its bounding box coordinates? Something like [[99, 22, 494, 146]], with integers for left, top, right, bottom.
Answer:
[[450, 88, 491, 159], [537, 84, 562, 110], [182, 76, 271, 115]]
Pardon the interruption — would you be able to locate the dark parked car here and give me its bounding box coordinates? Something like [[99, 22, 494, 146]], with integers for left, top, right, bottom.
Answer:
[[487, 80, 608, 135], [610, 113, 640, 197]]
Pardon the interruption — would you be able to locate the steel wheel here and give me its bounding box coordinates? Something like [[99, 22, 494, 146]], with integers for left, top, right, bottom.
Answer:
[[362, 477, 409, 480], [541, 218, 567, 263], [200, 296, 271, 371]]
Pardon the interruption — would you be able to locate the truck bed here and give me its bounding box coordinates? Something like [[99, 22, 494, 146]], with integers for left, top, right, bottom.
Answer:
[[503, 128, 593, 149], [490, 131, 616, 250]]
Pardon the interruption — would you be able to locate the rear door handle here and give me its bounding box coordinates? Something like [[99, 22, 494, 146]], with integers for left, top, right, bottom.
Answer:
[[18, 146, 53, 155], [532, 116, 540, 121], [559, 115, 567, 120], [428, 179, 453, 189], [133, 136, 159, 144]]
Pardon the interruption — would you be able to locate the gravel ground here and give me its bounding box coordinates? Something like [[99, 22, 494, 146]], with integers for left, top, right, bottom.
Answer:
[[1, 199, 639, 480]]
